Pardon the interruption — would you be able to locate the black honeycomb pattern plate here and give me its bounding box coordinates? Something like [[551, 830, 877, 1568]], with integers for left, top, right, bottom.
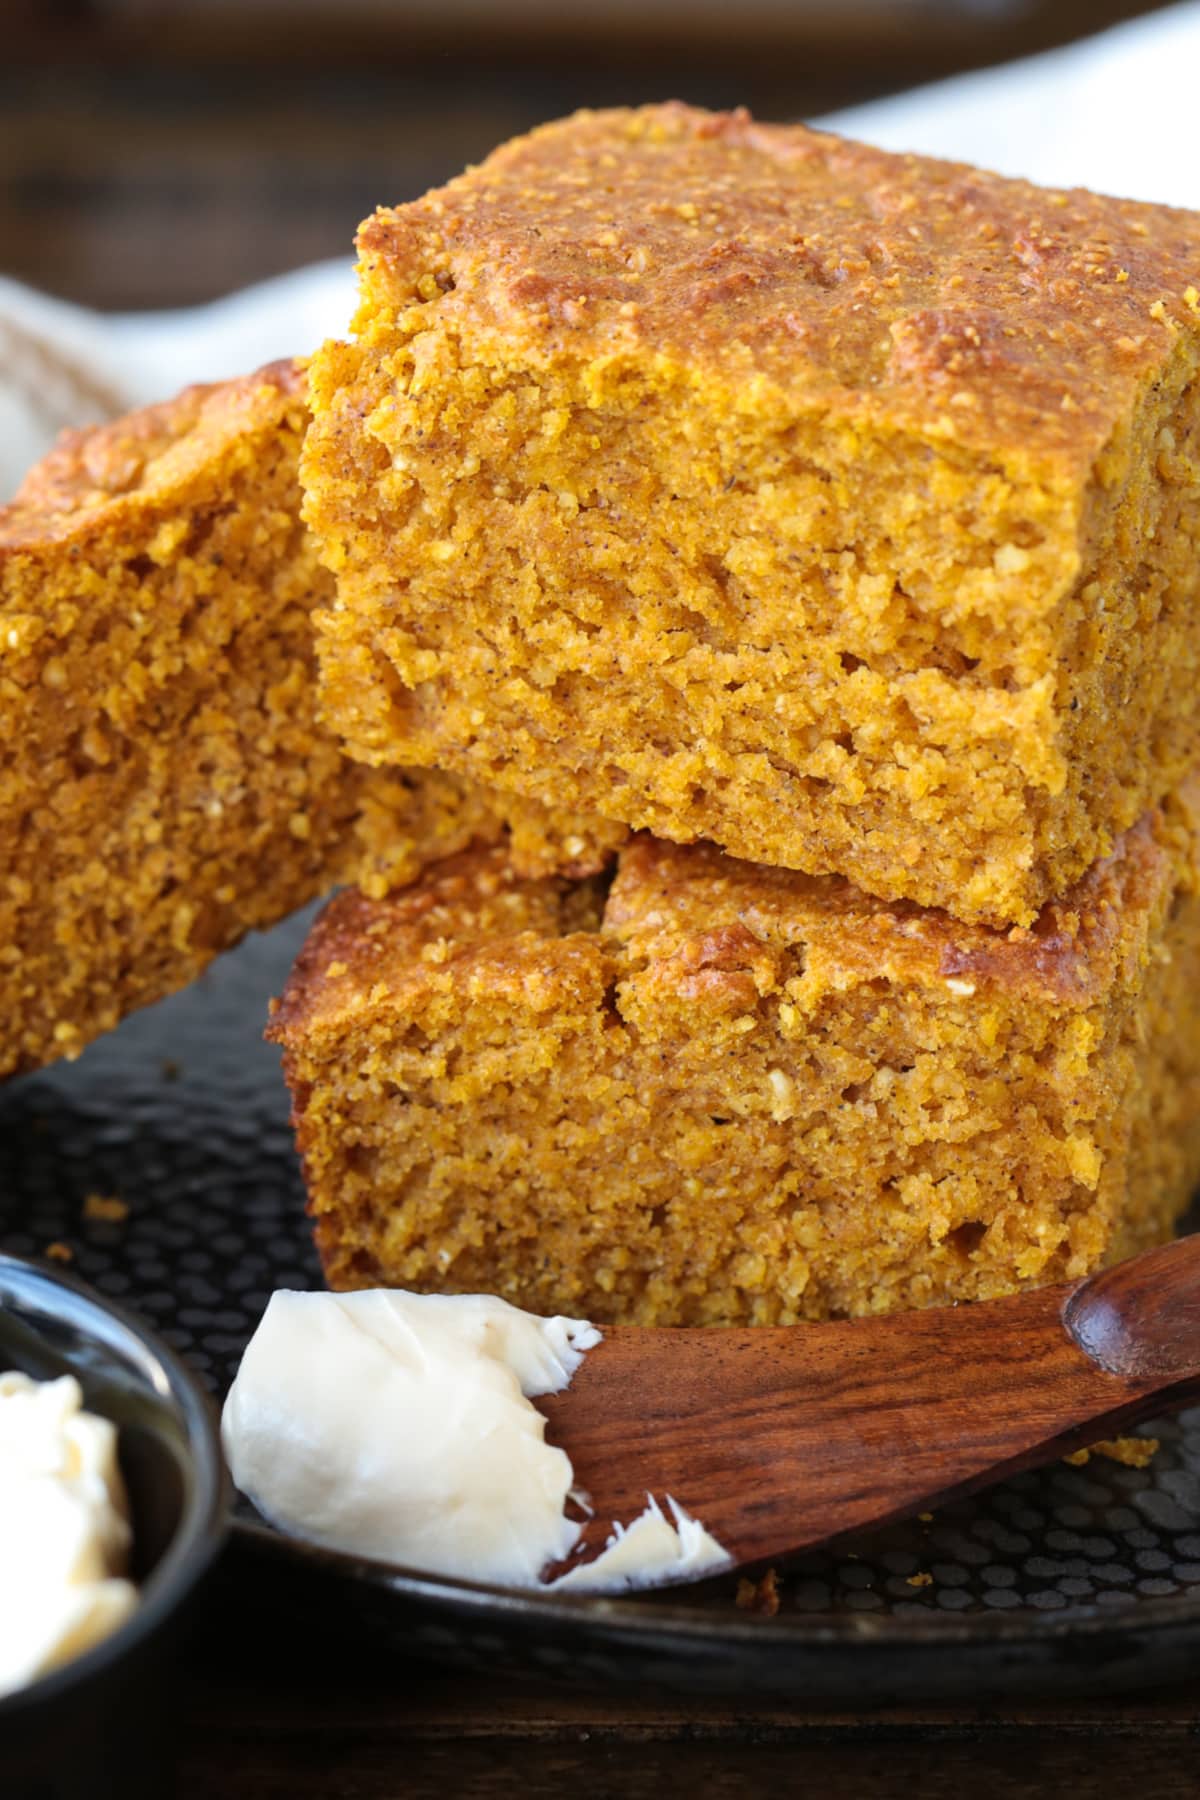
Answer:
[[3, 907, 1200, 1701]]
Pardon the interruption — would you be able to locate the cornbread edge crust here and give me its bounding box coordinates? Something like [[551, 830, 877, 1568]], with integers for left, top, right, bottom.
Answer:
[[0, 360, 619, 1077], [271, 777, 1200, 1326], [304, 102, 1200, 928]]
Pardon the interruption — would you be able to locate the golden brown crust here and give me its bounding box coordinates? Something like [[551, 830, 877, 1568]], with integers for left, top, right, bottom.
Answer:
[[273, 788, 1187, 1044], [357, 103, 1200, 478], [1, 359, 305, 545], [269, 844, 597, 1043]]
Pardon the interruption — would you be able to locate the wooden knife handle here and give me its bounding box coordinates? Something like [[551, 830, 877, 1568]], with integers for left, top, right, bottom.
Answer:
[[1064, 1233, 1200, 1383]]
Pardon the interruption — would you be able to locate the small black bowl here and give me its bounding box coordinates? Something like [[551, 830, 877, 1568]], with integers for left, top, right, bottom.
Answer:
[[0, 1253, 229, 1800]]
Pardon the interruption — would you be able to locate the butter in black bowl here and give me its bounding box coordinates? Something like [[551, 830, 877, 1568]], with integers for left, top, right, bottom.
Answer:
[[0, 1253, 228, 1800]]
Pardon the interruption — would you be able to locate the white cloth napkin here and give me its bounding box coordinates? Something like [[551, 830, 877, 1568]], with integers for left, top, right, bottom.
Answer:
[[822, 0, 1200, 204], [0, 260, 356, 501], [4, 0, 1200, 500]]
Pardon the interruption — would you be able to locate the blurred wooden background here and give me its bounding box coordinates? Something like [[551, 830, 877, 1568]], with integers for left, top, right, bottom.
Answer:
[[0, 0, 1175, 310]]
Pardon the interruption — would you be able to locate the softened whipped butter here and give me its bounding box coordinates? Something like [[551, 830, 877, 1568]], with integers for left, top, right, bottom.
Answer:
[[222, 1289, 730, 1592], [551, 1493, 729, 1593], [0, 1371, 138, 1697]]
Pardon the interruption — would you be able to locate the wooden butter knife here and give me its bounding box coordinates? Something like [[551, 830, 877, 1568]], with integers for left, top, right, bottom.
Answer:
[[538, 1234, 1200, 1578]]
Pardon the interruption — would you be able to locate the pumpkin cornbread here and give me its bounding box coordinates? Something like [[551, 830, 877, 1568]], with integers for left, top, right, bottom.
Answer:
[[271, 777, 1200, 1326], [0, 360, 617, 1078], [305, 102, 1200, 929]]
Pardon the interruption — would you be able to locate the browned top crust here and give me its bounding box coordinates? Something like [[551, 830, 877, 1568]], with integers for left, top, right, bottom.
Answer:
[[269, 847, 603, 1044], [272, 782, 1198, 1048], [356, 104, 1200, 479], [604, 826, 1161, 1009], [0, 358, 305, 548]]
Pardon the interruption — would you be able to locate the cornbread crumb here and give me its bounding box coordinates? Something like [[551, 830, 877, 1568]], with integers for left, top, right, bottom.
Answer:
[[1065, 1436, 1160, 1470], [736, 1569, 781, 1615], [82, 1194, 129, 1224], [44, 1242, 73, 1264], [907, 1572, 933, 1588], [1098, 1436, 1160, 1469]]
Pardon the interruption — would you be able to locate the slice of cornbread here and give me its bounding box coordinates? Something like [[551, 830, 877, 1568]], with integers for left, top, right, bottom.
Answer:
[[305, 102, 1200, 929], [0, 360, 618, 1077], [270, 778, 1200, 1326]]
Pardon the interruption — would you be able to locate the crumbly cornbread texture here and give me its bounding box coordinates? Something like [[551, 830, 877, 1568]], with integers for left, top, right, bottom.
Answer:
[[0, 361, 617, 1077], [305, 102, 1200, 929], [271, 780, 1200, 1325]]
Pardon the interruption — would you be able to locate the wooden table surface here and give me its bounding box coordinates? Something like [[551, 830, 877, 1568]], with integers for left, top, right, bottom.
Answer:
[[177, 1624, 1200, 1797]]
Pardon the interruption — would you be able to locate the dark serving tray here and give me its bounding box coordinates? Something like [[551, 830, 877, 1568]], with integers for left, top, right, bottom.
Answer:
[[3, 906, 1200, 1703]]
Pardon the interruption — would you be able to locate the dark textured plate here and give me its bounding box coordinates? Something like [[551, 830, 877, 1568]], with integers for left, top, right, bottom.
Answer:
[[2, 909, 1200, 1702]]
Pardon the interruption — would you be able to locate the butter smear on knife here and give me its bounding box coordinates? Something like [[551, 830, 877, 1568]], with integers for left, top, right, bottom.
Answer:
[[221, 1289, 730, 1592]]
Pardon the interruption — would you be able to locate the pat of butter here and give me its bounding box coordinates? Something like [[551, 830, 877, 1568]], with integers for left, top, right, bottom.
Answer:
[[551, 1493, 730, 1593], [222, 1290, 730, 1593], [0, 1371, 138, 1698]]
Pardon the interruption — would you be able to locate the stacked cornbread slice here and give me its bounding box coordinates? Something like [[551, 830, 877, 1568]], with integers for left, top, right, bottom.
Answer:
[[0, 359, 616, 1076], [278, 104, 1200, 1324], [303, 103, 1200, 930], [273, 810, 1200, 1325]]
